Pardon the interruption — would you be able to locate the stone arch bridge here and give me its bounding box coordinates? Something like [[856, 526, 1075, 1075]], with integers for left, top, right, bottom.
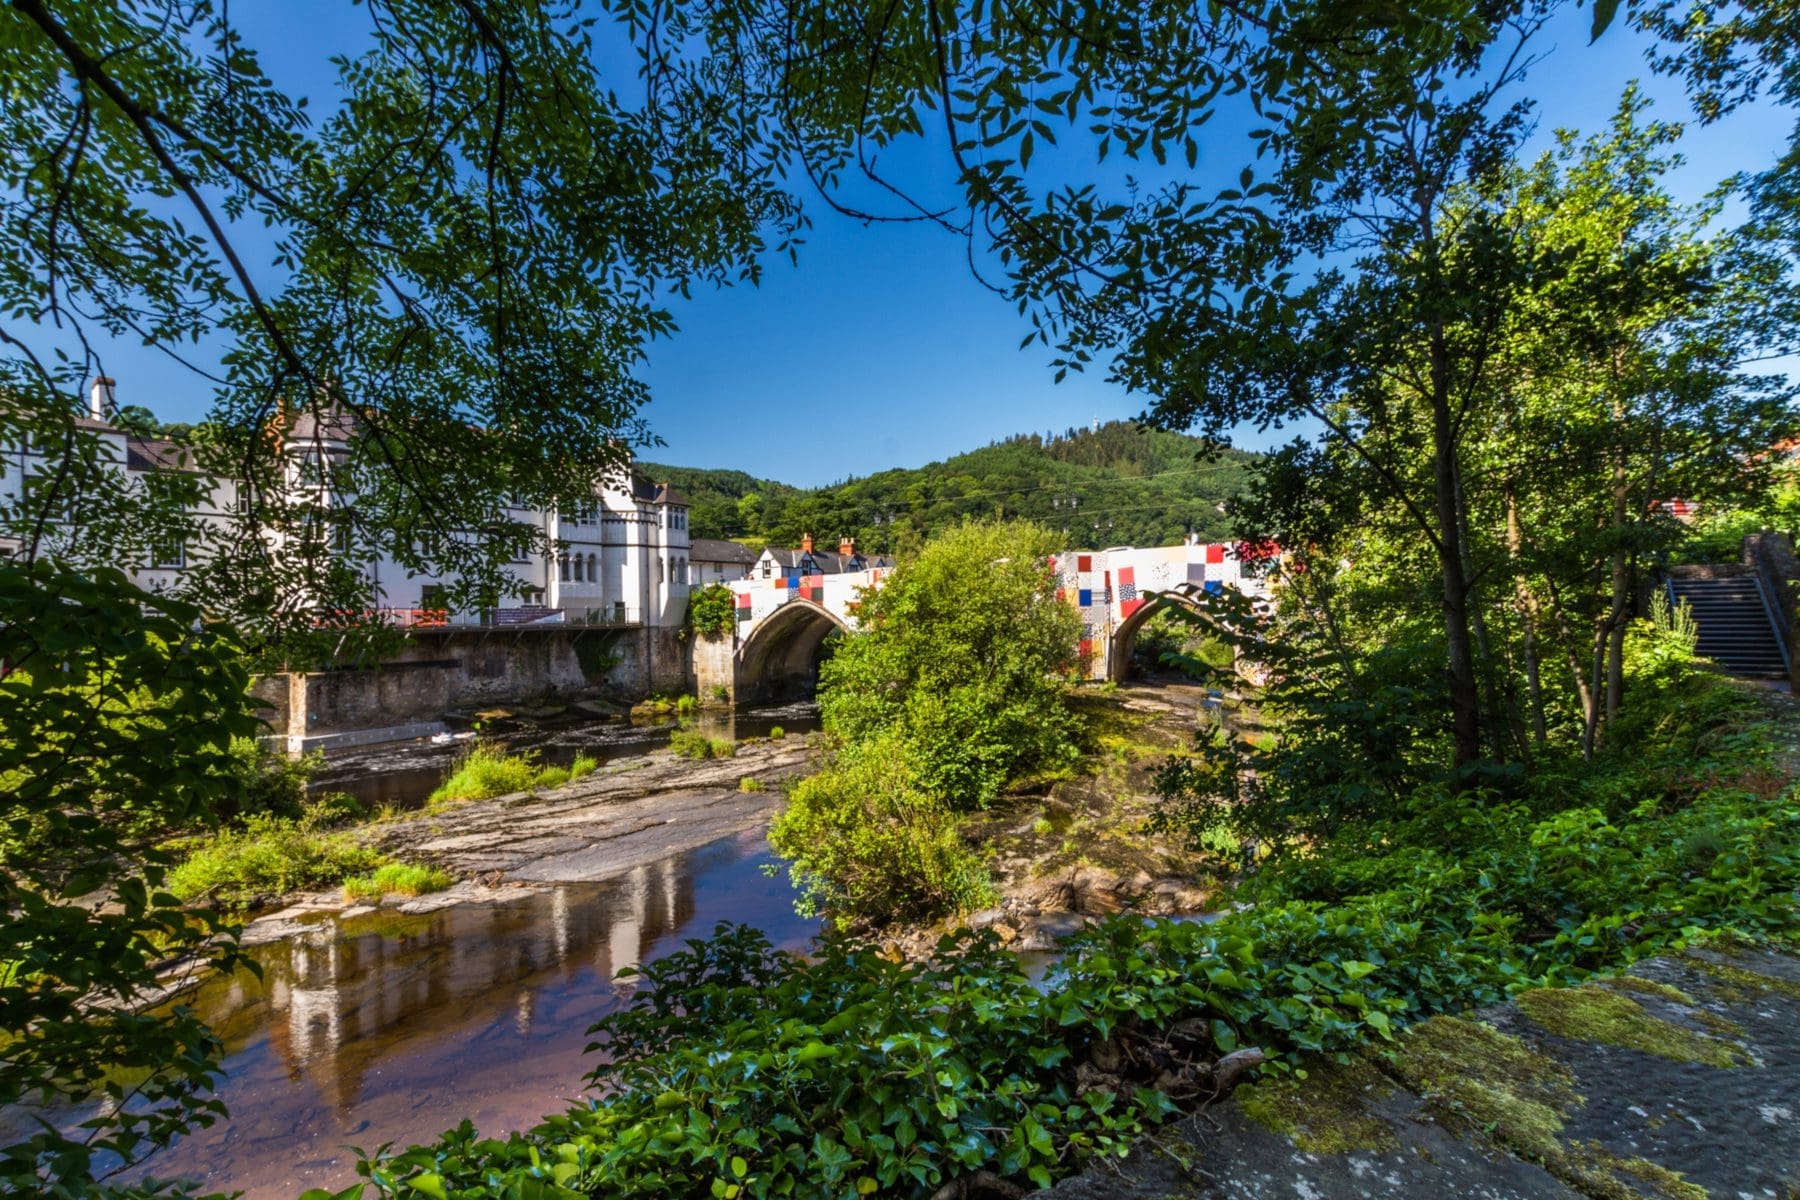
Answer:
[[694, 543, 1271, 703]]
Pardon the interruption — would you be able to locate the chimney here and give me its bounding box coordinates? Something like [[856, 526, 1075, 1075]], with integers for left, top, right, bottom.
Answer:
[[88, 376, 116, 421], [839, 535, 854, 558], [801, 532, 814, 554]]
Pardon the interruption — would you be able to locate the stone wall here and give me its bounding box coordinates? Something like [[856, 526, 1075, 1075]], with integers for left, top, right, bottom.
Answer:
[[272, 625, 689, 738], [1744, 531, 1800, 688]]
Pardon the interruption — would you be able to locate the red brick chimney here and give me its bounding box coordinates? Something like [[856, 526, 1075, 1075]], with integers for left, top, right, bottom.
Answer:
[[839, 535, 855, 558], [801, 532, 814, 554]]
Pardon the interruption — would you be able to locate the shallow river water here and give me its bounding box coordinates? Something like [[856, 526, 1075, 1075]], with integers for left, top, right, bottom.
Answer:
[[129, 831, 819, 1199]]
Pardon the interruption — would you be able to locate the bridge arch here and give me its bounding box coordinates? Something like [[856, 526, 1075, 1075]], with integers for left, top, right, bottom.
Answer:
[[735, 598, 850, 701], [1107, 583, 1231, 682]]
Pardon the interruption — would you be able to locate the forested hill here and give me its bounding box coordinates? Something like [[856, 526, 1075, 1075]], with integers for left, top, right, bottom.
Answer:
[[643, 421, 1258, 553]]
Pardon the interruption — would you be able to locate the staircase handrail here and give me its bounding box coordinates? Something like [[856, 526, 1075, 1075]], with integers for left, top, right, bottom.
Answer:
[[1747, 566, 1792, 675]]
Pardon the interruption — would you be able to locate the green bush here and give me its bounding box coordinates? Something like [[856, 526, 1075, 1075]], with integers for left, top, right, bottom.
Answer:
[[771, 732, 998, 922], [430, 744, 591, 803], [670, 729, 737, 759], [342, 862, 454, 903], [430, 744, 539, 803], [676, 693, 700, 716], [688, 582, 738, 639], [821, 520, 1081, 810], [167, 813, 388, 911], [768, 725, 786, 740], [739, 776, 764, 793]]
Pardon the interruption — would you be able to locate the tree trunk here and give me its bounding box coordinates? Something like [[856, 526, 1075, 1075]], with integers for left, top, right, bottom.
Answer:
[[1545, 575, 1597, 757], [1431, 380, 1482, 768], [1604, 424, 1631, 731], [1504, 485, 1548, 752]]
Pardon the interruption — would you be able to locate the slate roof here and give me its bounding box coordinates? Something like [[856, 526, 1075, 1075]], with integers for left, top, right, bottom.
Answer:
[[690, 538, 759, 565], [762, 547, 894, 573]]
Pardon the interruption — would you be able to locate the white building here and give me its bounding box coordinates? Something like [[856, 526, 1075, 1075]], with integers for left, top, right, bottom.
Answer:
[[4, 380, 691, 630], [750, 534, 889, 581], [689, 538, 759, 585]]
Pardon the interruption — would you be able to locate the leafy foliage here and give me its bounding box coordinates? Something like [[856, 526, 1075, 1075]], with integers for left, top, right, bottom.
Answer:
[[772, 731, 1000, 920], [771, 520, 1081, 923], [645, 422, 1253, 551], [817, 519, 1081, 808], [687, 583, 738, 639], [165, 810, 389, 913], [0, 564, 260, 1195], [427, 744, 594, 805]]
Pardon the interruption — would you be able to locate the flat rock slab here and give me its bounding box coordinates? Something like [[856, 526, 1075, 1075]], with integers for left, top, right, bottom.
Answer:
[[1045, 948, 1800, 1199], [365, 739, 813, 882]]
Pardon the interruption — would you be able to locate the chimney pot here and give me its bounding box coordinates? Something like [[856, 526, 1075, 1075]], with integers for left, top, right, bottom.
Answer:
[[839, 535, 854, 558], [89, 376, 116, 421], [801, 532, 814, 554]]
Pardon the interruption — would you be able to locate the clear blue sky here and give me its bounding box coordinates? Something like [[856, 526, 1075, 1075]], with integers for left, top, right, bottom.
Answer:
[[102, 4, 1794, 488]]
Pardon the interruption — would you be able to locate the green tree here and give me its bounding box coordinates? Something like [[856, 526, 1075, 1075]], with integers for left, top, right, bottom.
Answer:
[[818, 518, 1081, 807], [0, 566, 260, 1196], [2, 0, 796, 647], [771, 519, 1080, 922], [0, 4, 792, 1193]]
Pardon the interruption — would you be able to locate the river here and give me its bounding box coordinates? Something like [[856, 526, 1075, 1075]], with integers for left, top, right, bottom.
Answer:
[[111, 704, 825, 1199]]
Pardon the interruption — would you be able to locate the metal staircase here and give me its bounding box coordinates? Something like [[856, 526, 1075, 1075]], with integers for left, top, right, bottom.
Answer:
[[1668, 573, 1790, 679]]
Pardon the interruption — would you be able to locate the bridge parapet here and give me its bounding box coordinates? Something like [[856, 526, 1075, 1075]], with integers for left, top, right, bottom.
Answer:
[[696, 544, 1272, 701]]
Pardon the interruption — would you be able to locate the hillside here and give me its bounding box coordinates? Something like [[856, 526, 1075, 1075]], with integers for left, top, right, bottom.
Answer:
[[644, 421, 1257, 553]]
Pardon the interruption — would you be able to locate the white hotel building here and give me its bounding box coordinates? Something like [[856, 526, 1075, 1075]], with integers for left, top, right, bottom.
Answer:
[[4, 380, 692, 630]]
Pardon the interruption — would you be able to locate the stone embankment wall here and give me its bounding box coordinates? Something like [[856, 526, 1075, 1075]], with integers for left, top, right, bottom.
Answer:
[[256, 625, 688, 741]]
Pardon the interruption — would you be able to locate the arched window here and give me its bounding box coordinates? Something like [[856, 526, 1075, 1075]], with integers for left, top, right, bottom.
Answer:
[[573, 555, 584, 583], [587, 552, 598, 583], [559, 556, 570, 583]]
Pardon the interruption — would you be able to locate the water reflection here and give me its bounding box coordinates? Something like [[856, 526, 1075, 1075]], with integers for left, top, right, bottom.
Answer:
[[126, 832, 816, 1200]]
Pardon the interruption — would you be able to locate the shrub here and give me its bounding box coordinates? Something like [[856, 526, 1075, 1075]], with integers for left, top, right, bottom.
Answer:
[[768, 725, 786, 740], [430, 744, 539, 803], [670, 729, 737, 759], [738, 776, 764, 793], [819, 519, 1081, 811], [167, 813, 388, 911], [429, 744, 589, 803], [771, 732, 997, 922], [302, 791, 365, 828], [687, 582, 738, 639], [341, 862, 454, 903]]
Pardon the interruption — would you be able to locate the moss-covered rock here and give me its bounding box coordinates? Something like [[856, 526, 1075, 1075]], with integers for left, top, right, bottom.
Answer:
[[1235, 1057, 1399, 1153], [1517, 985, 1745, 1069]]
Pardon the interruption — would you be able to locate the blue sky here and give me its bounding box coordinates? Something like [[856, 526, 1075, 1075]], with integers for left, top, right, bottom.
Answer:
[[101, 4, 1794, 488]]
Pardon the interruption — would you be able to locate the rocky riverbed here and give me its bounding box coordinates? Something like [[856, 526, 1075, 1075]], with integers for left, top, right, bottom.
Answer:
[[239, 732, 819, 947], [875, 681, 1232, 956]]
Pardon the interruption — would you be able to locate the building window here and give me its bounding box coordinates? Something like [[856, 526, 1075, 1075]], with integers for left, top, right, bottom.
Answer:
[[572, 555, 584, 583], [559, 555, 570, 583], [586, 552, 598, 582], [151, 536, 185, 570], [333, 521, 354, 558]]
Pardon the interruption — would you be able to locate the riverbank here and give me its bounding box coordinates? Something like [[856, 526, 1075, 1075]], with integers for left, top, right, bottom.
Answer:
[[875, 680, 1231, 956]]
